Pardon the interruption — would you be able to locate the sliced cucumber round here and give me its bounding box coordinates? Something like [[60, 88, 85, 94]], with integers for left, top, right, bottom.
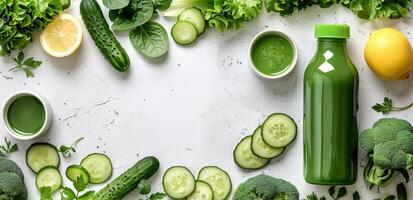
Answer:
[[251, 126, 285, 159], [234, 136, 270, 170], [197, 166, 231, 200], [261, 113, 297, 148], [186, 180, 213, 200], [36, 166, 62, 192], [178, 7, 205, 35], [163, 166, 195, 199], [66, 165, 90, 184], [26, 143, 60, 173], [171, 21, 198, 45], [80, 153, 112, 184]]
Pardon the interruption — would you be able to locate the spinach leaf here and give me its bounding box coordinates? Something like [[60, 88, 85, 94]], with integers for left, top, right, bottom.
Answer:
[[103, 0, 130, 9], [152, 0, 172, 11], [129, 21, 169, 58], [112, 0, 154, 31]]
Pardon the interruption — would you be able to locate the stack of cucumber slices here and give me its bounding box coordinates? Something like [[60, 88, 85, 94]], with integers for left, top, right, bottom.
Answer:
[[171, 7, 205, 45], [163, 166, 232, 200], [234, 113, 297, 170], [26, 143, 113, 193]]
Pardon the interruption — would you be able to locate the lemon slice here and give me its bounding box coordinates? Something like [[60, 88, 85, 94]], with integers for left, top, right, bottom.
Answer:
[[40, 13, 83, 57]]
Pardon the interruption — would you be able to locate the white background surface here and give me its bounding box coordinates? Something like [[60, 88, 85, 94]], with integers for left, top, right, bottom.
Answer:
[[1, 1, 413, 199]]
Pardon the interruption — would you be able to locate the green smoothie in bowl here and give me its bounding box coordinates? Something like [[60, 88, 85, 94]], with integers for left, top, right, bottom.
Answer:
[[2, 92, 52, 140], [249, 30, 298, 79]]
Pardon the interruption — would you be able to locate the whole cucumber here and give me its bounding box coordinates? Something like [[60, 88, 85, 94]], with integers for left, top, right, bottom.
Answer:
[[91, 156, 160, 200], [80, 0, 130, 72]]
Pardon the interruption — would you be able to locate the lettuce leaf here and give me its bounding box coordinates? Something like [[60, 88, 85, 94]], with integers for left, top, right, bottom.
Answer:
[[0, 0, 63, 56]]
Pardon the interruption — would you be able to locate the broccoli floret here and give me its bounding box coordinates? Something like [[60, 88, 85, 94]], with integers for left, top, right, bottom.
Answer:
[[0, 172, 25, 198], [0, 159, 24, 181], [233, 175, 299, 200]]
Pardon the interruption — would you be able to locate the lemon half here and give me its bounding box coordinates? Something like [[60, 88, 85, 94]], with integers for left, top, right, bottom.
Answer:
[[40, 13, 83, 57]]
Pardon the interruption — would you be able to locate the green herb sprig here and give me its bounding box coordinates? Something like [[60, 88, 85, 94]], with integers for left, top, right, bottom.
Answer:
[[137, 179, 166, 200], [328, 186, 347, 200], [9, 52, 42, 78], [60, 175, 95, 200], [59, 137, 84, 157], [372, 97, 413, 114], [40, 187, 53, 200], [0, 137, 18, 156]]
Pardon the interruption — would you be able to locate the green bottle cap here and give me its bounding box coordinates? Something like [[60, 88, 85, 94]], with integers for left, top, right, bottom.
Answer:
[[315, 24, 350, 39]]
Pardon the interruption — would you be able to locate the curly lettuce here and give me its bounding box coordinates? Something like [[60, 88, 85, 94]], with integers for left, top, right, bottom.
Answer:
[[164, 0, 261, 31], [0, 0, 65, 56]]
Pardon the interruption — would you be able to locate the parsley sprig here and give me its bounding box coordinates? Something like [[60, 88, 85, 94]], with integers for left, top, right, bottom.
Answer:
[[372, 97, 413, 114], [137, 179, 166, 200], [60, 175, 95, 200], [0, 137, 18, 156], [9, 51, 42, 78], [59, 137, 84, 157]]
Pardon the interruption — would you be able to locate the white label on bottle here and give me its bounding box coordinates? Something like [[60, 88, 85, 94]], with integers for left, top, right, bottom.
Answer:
[[318, 50, 334, 73]]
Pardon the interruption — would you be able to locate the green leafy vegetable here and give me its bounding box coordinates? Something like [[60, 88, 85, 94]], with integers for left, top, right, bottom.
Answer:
[[328, 186, 347, 200], [60, 175, 95, 200], [0, 0, 65, 56], [59, 137, 84, 157], [9, 52, 42, 78], [103, 0, 130, 9], [136, 179, 166, 200], [372, 97, 413, 114], [40, 187, 52, 200], [152, 0, 172, 11], [129, 21, 169, 58], [0, 137, 18, 156], [111, 0, 154, 31]]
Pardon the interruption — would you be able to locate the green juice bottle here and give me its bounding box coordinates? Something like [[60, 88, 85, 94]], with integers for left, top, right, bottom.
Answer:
[[304, 24, 359, 185]]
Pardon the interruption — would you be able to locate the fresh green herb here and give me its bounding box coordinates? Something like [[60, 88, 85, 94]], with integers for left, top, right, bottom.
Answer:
[[0, 137, 18, 156], [129, 21, 169, 58], [59, 137, 84, 157], [60, 175, 95, 200], [137, 179, 166, 200], [372, 97, 413, 114], [328, 186, 347, 200], [303, 193, 326, 200], [40, 187, 53, 200], [0, 0, 66, 56], [103, 0, 130, 9], [163, 0, 262, 32], [353, 191, 360, 200], [396, 183, 407, 200], [110, 0, 154, 31], [9, 52, 42, 78]]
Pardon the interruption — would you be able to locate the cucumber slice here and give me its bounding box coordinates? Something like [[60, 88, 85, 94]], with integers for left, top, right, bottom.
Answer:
[[178, 7, 205, 35], [80, 153, 112, 184], [26, 143, 60, 173], [251, 126, 285, 159], [234, 136, 270, 170], [171, 21, 198, 45], [261, 113, 297, 147], [66, 165, 90, 184], [186, 180, 213, 200], [36, 166, 62, 192], [197, 166, 231, 200], [163, 166, 195, 199]]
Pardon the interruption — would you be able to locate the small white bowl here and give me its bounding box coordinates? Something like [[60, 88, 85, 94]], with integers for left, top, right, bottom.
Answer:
[[2, 91, 53, 140], [249, 30, 298, 79]]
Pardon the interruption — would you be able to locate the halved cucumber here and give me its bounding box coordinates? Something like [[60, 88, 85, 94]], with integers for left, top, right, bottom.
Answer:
[[186, 180, 213, 200], [26, 143, 60, 173], [261, 113, 297, 148], [178, 7, 205, 35], [66, 165, 90, 184], [198, 166, 231, 200], [234, 136, 270, 170], [80, 153, 112, 184], [251, 126, 285, 159], [163, 166, 195, 199], [36, 166, 62, 192], [171, 21, 198, 45]]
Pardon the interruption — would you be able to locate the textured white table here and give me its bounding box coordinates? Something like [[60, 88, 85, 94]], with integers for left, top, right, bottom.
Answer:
[[1, 1, 413, 199]]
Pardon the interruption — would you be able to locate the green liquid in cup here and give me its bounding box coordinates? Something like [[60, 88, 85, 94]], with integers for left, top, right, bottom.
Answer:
[[251, 34, 294, 76], [7, 95, 45, 135]]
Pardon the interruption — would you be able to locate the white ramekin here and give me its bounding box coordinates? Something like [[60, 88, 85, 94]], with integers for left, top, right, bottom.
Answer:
[[2, 91, 53, 140], [249, 30, 298, 79]]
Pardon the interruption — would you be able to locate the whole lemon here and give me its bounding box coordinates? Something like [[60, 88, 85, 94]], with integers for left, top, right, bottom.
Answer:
[[364, 28, 413, 80]]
